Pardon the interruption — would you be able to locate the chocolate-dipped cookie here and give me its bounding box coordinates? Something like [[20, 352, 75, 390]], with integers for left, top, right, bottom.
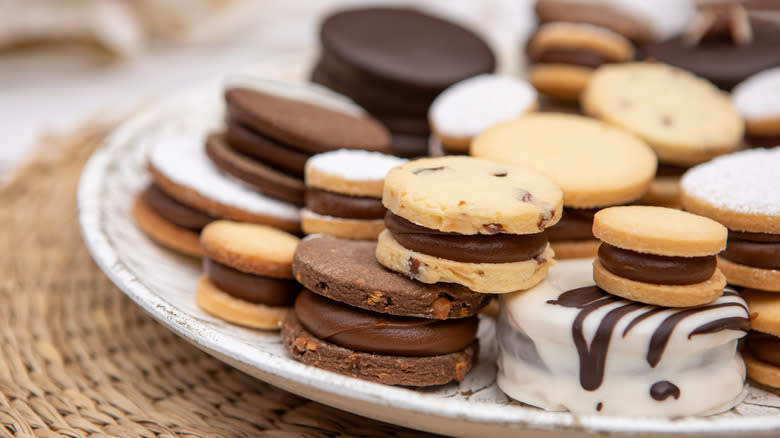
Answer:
[[472, 113, 657, 258]]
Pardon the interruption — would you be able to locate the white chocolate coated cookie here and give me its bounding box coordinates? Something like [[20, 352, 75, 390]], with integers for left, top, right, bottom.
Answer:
[[382, 156, 563, 235], [497, 259, 748, 416]]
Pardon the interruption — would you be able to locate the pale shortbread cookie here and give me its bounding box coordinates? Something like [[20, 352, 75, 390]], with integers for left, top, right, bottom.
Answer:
[[429, 74, 537, 151], [375, 230, 554, 294], [383, 156, 563, 235], [200, 220, 299, 278], [593, 259, 726, 307], [300, 209, 384, 240], [681, 148, 780, 234], [528, 22, 634, 62], [742, 289, 780, 336], [717, 257, 780, 292], [471, 113, 656, 208], [582, 63, 743, 166], [743, 352, 780, 389], [529, 64, 592, 101], [731, 66, 780, 136], [132, 195, 202, 257], [637, 176, 681, 209], [305, 149, 406, 198], [195, 275, 289, 330], [593, 206, 727, 257], [551, 240, 601, 259]]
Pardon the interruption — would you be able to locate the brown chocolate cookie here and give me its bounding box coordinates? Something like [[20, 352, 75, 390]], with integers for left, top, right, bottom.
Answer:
[[281, 313, 478, 387], [224, 118, 310, 177], [206, 134, 305, 206], [292, 235, 491, 319]]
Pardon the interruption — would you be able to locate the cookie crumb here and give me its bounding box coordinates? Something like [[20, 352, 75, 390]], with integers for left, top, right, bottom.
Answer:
[[483, 223, 506, 234], [432, 296, 453, 319]]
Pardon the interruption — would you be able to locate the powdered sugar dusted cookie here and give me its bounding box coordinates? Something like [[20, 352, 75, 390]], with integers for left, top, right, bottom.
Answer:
[[428, 74, 537, 153], [305, 149, 406, 198], [497, 259, 748, 416], [732, 67, 780, 147]]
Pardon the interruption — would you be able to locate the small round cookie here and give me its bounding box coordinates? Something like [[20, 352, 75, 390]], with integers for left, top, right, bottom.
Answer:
[[741, 289, 780, 389], [383, 156, 563, 235], [224, 118, 309, 177], [293, 235, 491, 318], [302, 149, 405, 239], [681, 148, 780, 291], [497, 259, 749, 416], [582, 62, 744, 166], [196, 220, 300, 330], [592, 206, 728, 306], [428, 74, 538, 153], [732, 67, 780, 147], [147, 133, 301, 233], [528, 64, 593, 102], [472, 113, 656, 258]]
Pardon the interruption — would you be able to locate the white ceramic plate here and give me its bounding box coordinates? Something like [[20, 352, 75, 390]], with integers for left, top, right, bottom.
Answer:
[[78, 58, 780, 437]]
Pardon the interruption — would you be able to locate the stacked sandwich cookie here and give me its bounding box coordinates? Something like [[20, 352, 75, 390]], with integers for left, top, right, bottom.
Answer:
[[135, 133, 301, 256], [681, 147, 780, 291], [732, 67, 780, 148], [741, 289, 780, 389], [301, 149, 406, 240], [196, 221, 300, 329], [281, 235, 491, 386], [376, 156, 563, 293], [213, 80, 391, 206], [312, 7, 495, 157], [471, 113, 656, 258], [427, 74, 537, 156]]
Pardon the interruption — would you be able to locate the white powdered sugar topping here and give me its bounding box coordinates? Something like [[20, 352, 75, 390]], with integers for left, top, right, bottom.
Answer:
[[306, 149, 406, 182], [429, 74, 537, 139], [147, 133, 300, 221], [681, 147, 780, 216], [732, 67, 780, 121]]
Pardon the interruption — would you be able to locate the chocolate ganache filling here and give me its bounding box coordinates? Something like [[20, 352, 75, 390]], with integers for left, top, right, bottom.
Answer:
[[745, 134, 780, 149], [295, 289, 478, 356], [720, 230, 780, 270], [225, 118, 310, 177], [598, 243, 717, 285], [141, 184, 214, 230], [305, 188, 386, 219], [744, 331, 780, 367], [203, 258, 298, 306], [385, 212, 548, 263], [545, 207, 598, 242], [530, 48, 609, 69]]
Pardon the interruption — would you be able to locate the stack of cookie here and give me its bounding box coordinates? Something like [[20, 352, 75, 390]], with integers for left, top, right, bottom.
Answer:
[[282, 234, 491, 386], [732, 67, 780, 148], [312, 7, 496, 157], [212, 80, 391, 209], [472, 113, 657, 258], [301, 149, 405, 240]]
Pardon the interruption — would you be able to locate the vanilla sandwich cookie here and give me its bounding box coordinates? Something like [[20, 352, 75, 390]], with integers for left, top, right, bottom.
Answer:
[[732, 67, 780, 148], [741, 289, 780, 389]]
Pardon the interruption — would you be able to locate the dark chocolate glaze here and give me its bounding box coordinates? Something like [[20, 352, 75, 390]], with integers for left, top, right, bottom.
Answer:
[[548, 286, 749, 391], [294, 289, 478, 356], [141, 184, 214, 230], [598, 243, 717, 285], [721, 238, 780, 269], [386, 212, 548, 263], [744, 331, 780, 367], [545, 207, 598, 242], [530, 48, 608, 69], [650, 381, 680, 401], [305, 188, 386, 220], [203, 258, 298, 306], [745, 134, 780, 149], [225, 118, 310, 177]]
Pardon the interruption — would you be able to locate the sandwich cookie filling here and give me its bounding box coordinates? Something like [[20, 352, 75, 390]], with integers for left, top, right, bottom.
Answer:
[[743, 331, 780, 368], [721, 230, 780, 270], [305, 188, 386, 220], [203, 258, 298, 306], [140, 184, 214, 231], [598, 243, 718, 285], [545, 207, 598, 242]]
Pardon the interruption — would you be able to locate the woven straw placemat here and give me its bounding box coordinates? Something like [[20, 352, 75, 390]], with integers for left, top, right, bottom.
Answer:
[[0, 125, 438, 438]]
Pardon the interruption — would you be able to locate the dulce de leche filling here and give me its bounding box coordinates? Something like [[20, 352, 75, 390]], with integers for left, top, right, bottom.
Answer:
[[203, 258, 298, 306], [305, 188, 386, 219], [545, 207, 597, 242], [295, 289, 478, 356], [744, 331, 780, 367], [385, 212, 548, 263], [141, 184, 214, 231], [721, 230, 780, 270], [598, 243, 717, 285]]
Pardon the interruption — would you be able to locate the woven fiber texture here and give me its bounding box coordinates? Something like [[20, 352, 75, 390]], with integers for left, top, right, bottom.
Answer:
[[0, 125, 437, 438]]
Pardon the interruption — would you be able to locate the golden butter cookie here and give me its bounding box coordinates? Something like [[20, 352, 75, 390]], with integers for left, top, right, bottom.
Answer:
[[471, 113, 656, 208], [593, 206, 727, 257], [195, 275, 289, 330], [529, 64, 592, 102], [637, 176, 682, 209], [742, 289, 780, 336], [527, 22, 634, 63], [305, 149, 406, 198], [550, 240, 601, 260], [300, 209, 384, 240], [582, 63, 743, 166], [718, 257, 780, 292], [743, 351, 780, 390], [200, 220, 299, 278], [375, 230, 554, 294], [132, 194, 202, 257], [593, 259, 726, 307], [382, 156, 563, 235]]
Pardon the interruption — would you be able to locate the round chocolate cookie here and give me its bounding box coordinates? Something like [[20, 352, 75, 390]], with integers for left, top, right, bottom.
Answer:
[[293, 235, 491, 319], [319, 7, 496, 92], [224, 118, 309, 177]]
